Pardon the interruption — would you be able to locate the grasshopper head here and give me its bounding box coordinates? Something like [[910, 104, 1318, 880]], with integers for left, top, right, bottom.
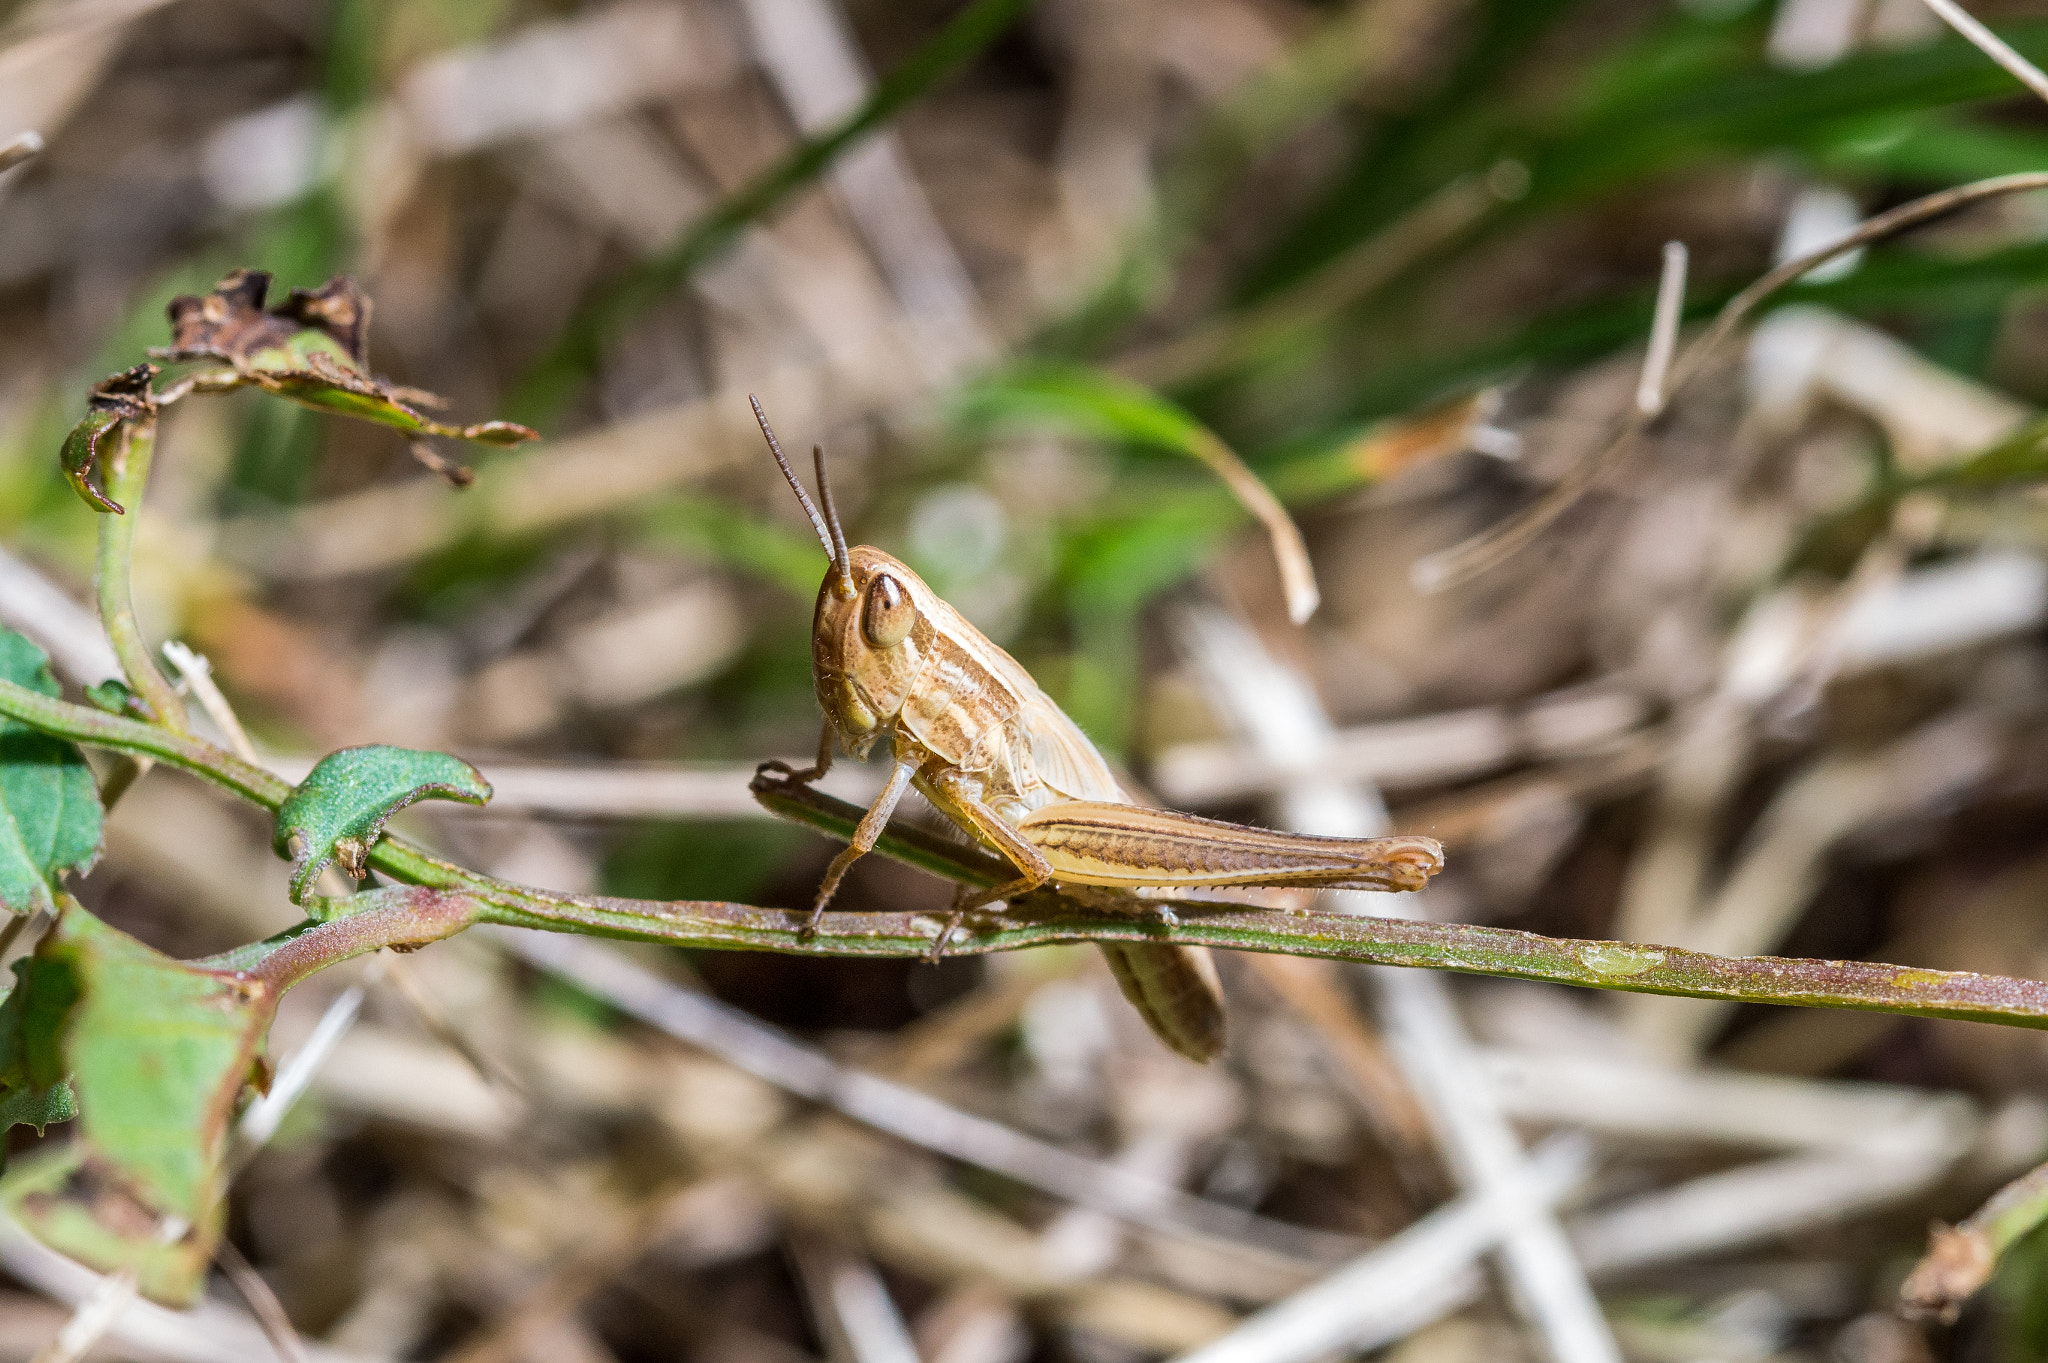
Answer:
[[752, 396, 936, 757], [810, 546, 942, 755]]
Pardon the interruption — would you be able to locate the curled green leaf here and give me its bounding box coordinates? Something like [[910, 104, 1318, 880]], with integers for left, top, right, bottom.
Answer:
[[153, 270, 538, 464], [83, 678, 146, 719], [274, 744, 492, 902], [58, 364, 157, 514], [0, 631, 102, 915], [0, 1078, 75, 1137], [0, 955, 79, 1146]]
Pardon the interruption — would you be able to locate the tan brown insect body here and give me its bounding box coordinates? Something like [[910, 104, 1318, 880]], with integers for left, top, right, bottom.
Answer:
[[751, 397, 1443, 1060]]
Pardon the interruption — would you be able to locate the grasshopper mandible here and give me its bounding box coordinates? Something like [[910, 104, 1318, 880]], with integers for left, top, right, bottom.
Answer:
[[749, 397, 1444, 1060]]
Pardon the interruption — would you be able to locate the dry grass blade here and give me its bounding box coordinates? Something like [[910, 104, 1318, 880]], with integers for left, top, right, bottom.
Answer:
[[1635, 240, 1687, 415], [1118, 172, 1504, 387], [215, 1240, 311, 1363], [1171, 605, 1618, 1363], [1916, 0, 2048, 106], [162, 641, 260, 764], [29, 1269, 140, 1363], [0, 1215, 363, 1363], [0, 547, 119, 685], [494, 927, 1361, 1267], [233, 984, 368, 1160], [1413, 171, 2048, 591], [1191, 427, 1321, 623], [790, 1238, 924, 1363]]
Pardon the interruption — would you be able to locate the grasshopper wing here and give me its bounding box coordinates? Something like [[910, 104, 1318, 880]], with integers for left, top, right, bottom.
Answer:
[[1018, 689, 1126, 804]]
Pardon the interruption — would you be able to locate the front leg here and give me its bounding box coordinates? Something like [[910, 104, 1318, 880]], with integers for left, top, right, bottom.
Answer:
[[757, 720, 836, 786], [805, 753, 918, 932]]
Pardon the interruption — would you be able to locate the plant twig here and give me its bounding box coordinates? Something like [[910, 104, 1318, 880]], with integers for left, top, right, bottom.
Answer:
[[1902, 1155, 2048, 1321], [5, 677, 2048, 1028], [93, 419, 187, 729]]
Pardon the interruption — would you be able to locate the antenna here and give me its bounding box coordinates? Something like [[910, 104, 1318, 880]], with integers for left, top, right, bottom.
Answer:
[[813, 445, 851, 584], [750, 395, 848, 593]]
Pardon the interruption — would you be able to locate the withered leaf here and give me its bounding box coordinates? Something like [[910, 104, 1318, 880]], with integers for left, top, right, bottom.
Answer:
[[59, 365, 157, 515], [153, 270, 537, 453], [159, 269, 305, 368]]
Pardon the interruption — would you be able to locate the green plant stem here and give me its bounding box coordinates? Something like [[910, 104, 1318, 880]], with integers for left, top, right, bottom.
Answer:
[[515, 0, 1033, 422], [94, 419, 187, 731], [6, 674, 2048, 1030], [197, 887, 482, 992]]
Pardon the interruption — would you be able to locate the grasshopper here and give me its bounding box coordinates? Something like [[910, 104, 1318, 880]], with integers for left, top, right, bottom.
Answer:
[[749, 398, 1444, 1060]]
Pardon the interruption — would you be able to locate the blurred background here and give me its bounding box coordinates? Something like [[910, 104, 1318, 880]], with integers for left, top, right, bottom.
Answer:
[[17, 0, 2048, 1357]]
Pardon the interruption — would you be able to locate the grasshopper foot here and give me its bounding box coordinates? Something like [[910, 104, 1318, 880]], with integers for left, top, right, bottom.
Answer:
[[925, 907, 970, 964], [753, 759, 823, 788]]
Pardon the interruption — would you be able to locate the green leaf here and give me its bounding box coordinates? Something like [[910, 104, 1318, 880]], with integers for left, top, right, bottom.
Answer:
[[962, 364, 1320, 622], [58, 365, 156, 514], [83, 678, 143, 718], [0, 957, 80, 1146], [0, 631, 102, 916], [52, 908, 272, 1216], [636, 496, 828, 596], [274, 745, 491, 902], [4, 1144, 213, 1304], [962, 362, 1210, 452], [2, 903, 281, 1305], [0, 1078, 75, 1136]]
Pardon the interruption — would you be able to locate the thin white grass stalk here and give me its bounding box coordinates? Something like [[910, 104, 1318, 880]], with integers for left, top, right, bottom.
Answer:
[[0, 547, 120, 685], [31, 1268, 140, 1363], [491, 925, 1359, 1267], [790, 1238, 924, 1363], [33, 1217, 188, 1363], [1170, 605, 1620, 1363], [1635, 241, 1688, 415], [1917, 0, 2048, 106], [1172, 1136, 1590, 1363], [0, 132, 41, 176], [161, 642, 258, 765], [380, 953, 524, 1093]]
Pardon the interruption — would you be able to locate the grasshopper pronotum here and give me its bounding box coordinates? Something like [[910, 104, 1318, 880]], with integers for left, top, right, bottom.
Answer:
[[749, 398, 1444, 1059]]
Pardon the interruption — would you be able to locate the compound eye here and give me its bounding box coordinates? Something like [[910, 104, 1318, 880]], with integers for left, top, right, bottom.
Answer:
[[861, 573, 916, 649]]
